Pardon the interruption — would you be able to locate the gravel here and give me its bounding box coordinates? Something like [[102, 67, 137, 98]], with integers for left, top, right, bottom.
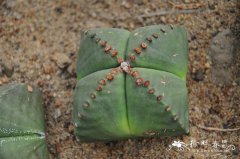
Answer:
[[0, 0, 239, 158]]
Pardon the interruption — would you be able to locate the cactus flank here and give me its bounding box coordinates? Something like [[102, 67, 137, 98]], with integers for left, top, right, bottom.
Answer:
[[0, 84, 49, 159], [126, 25, 188, 80], [77, 28, 130, 79], [73, 24, 189, 142]]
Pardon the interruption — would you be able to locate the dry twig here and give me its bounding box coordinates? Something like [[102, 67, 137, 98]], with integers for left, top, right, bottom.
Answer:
[[168, 1, 206, 10], [197, 125, 240, 132], [139, 8, 204, 18], [139, 1, 207, 18]]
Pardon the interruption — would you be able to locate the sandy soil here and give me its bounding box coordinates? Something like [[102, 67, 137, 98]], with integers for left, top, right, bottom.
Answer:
[[0, 0, 239, 159]]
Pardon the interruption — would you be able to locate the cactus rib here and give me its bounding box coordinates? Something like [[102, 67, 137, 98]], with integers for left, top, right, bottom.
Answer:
[[0, 83, 49, 159]]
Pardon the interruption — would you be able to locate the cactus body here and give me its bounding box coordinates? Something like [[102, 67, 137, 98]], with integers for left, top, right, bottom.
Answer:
[[73, 24, 189, 142], [0, 84, 49, 159]]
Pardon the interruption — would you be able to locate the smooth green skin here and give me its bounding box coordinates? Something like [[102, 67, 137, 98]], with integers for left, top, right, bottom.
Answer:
[[73, 69, 131, 141], [0, 84, 49, 159], [126, 68, 189, 136], [126, 25, 188, 80], [74, 24, 189, 141], [0, 136, 48, 159], [77, 28, 130, 79]]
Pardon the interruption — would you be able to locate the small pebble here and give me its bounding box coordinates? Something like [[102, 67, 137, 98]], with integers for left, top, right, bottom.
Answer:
[[52, 53, 71, 69], [192, 69, 205, 82], [53, 108, 61, 119], [27, 85, 33, 92]]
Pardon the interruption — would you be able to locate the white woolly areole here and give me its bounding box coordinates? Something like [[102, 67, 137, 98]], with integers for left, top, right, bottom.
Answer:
[[120, 61, 130, 73]]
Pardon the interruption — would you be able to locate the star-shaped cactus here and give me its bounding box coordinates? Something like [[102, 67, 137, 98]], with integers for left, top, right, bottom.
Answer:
[[0, 84, 49, 159], [73, 24, 189, 142]]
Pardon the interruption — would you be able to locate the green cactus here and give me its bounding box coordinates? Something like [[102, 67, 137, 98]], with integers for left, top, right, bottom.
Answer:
[[0, 83, 49, 159], [73, 24, 189, 142]]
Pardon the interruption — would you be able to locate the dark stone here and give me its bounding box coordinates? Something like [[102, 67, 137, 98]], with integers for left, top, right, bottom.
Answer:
[[222, 122, 228, 129], [208, 3, 216, 10], [208, 107, 219, 115], [54, 7, 63, 14], [192, 69, 204, 82], [64, 121, 71, 129], [0, 59, 14, 77], [232, 145, 239, 156]]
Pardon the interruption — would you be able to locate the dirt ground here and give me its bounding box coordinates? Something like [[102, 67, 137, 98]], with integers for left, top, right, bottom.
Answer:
[[0, 0, 239, 159]]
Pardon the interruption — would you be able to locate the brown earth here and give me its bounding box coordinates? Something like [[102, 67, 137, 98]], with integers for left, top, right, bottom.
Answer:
[[0, 0, 239, 159]]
